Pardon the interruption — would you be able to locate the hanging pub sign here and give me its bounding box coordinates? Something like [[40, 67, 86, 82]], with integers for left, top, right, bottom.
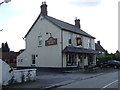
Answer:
[[45, 37, 57, 46]]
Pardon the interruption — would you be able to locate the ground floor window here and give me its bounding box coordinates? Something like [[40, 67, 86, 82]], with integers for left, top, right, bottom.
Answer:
[[66, 53, 77, 66], [32, 54, 36, 64]]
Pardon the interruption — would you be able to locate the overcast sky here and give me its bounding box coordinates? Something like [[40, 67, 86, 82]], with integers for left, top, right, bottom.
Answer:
[[0, 0, 119, 53]]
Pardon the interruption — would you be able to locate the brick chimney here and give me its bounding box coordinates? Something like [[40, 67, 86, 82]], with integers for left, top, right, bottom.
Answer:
[[40, 1, 47, 16], [75, 18, 81, 28]]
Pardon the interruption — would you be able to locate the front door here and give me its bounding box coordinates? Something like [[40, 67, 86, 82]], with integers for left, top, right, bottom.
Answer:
[[78, 55, 84, 68]]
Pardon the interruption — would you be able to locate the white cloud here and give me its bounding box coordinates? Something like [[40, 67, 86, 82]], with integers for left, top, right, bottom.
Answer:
[[68, 0, 102, 7]]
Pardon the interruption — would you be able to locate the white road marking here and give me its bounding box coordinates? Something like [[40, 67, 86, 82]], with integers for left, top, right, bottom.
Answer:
[[102, 80, 118, 89]]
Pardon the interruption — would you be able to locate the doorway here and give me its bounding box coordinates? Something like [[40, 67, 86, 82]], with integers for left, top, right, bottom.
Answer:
[[78, 55, 84, 68]]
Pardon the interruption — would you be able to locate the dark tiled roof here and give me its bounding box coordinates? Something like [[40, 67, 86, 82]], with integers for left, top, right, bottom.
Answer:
[[44, 16, 95, 39], [95, 43, 106, 52], [25, 14, 95, 39], [2, 52, 19, 59], [63, 46, 98, 54]]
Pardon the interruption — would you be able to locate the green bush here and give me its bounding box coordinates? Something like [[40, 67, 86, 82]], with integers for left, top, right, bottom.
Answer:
[[97, 55, 120, 62]]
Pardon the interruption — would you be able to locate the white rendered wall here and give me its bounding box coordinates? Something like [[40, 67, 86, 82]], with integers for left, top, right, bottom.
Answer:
[[17, 15, 62, 67]]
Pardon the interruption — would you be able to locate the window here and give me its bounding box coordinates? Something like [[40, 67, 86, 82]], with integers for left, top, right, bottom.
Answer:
[[18, 59, 20, 62], [76, 37, 82, 46], [88, 39, 91, 48], [68, 33, 72, 45], [18, 58, 23, 62], [38, 36, 42, 46], [32, 54, 36, 64], [66, 54, 76, 66], [21, 59, 23, 62]]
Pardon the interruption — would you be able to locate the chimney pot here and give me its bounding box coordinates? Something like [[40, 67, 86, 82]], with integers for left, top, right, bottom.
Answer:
[[44, 1, 46, 4]]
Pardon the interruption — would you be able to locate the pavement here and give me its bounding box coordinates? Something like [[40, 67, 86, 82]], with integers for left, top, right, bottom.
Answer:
[[2, 68, 118, 90]]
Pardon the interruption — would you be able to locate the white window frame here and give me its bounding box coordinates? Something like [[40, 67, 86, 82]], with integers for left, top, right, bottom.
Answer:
[[88, 38, 91, 48], [38, 36, 42, 46], [68, 33, 73, 45]]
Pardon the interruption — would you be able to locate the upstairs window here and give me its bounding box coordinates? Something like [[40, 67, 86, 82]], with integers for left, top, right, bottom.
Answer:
[[76, 37, 82, 46], [68, 33, 72, 45], [38, 36, 42, 46], [88, 39, 91, 48]]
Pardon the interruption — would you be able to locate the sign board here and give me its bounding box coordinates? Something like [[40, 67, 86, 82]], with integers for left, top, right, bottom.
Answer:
[[45, 37, 57, 46]]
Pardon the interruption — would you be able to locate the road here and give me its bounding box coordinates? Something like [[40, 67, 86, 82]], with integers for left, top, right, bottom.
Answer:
[[56, 71, 119, 89], [4, 68, 119, 89]]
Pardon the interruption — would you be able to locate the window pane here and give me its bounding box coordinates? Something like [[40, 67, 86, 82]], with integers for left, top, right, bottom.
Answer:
[[67, 54, 76, 66], [88, 39, 91, 48], [76, 38, 82, 46], [68, 33, 72, 39], [68, 33, 72, 44]]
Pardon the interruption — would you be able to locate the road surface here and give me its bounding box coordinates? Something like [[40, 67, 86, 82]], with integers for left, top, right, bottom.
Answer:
[[56, 71, 119, 89]]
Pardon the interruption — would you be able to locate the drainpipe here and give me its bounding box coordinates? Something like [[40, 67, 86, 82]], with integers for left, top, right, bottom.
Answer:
[[61, 30, 63, 71]]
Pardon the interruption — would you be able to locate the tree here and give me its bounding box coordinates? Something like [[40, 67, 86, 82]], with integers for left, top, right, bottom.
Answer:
[[2, 42, 10, 52]]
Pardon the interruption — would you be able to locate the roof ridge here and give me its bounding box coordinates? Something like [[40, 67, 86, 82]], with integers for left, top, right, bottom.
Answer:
[[25, 14, 95, 39], [45, 15, 79, 29], [44, 15, 95, 39]]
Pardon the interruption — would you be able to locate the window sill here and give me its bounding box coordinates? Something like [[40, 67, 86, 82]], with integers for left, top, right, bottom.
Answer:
[[31, 64, 36, 67], [67, 64, 77, 66], [38, 45, 42, 47], [76, 45, 82, 47], [88, 47, 92, 49]]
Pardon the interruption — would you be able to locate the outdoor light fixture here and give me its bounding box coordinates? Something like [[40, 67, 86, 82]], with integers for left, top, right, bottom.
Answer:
[[0, 0, 11, 5], [46, 32, 52, 37]]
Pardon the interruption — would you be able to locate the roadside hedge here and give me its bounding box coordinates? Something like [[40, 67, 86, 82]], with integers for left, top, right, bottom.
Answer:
[[96, 55, 120, 62]]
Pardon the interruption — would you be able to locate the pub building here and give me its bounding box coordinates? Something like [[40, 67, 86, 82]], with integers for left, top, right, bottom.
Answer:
[[17, 2, 97, 70]]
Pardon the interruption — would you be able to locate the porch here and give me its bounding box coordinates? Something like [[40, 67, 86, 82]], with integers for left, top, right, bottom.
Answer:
[[63, 46, 98, 69]]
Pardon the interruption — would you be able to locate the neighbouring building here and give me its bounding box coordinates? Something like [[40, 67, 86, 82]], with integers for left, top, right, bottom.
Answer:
[[2, 52, 19, 67], [1, 42, 24, 67], [17, 2, 97, 69], [95, 41, 106, 56], [0, 48, 2, 59], [115, 50, 120, 56]]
